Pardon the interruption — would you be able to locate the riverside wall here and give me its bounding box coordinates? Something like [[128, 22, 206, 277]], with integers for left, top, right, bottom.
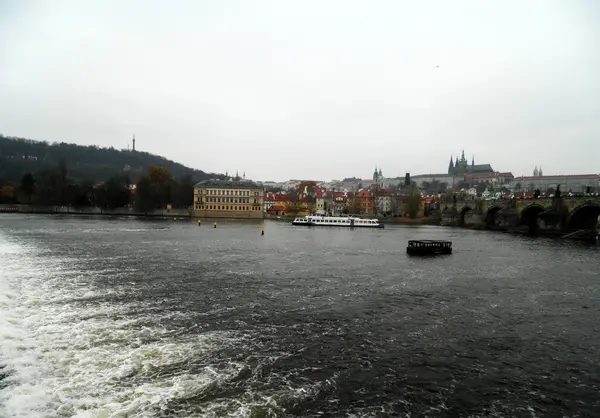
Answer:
[[0, 204, 192, 218]]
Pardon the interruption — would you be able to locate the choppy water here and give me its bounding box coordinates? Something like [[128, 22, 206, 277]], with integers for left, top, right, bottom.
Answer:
[[1, 214, 599, 417]]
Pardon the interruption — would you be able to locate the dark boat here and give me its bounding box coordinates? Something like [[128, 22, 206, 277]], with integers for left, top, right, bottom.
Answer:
[[406, 240, 452, 255]]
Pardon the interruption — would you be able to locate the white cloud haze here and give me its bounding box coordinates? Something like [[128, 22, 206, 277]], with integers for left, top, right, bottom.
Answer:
[[1, 0, 599, 181]]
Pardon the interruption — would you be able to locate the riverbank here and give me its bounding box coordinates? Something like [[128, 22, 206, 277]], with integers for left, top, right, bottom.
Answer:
[[0, 204, 192, 218]]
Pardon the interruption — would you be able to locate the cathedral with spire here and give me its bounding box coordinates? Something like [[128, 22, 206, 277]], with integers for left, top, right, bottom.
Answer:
[[447, 150, 493, 176]]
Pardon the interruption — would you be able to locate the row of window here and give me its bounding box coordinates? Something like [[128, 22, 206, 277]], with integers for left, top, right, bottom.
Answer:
[[201, 197, 259, 204], [204, 189, 260, 196], [195, 204, 261, 211]]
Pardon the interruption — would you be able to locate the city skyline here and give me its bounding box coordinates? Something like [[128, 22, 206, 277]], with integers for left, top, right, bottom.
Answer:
[[1, 1, 599, 181]]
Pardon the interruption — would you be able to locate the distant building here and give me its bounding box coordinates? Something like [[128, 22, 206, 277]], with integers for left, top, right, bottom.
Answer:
[[193, 178, 264, 219], [411, 173, 455, 189], [356, 189, 373, 214], [511, 174, 600, 193], [448, 150, 494, 176], [374, 189, 392, 214]]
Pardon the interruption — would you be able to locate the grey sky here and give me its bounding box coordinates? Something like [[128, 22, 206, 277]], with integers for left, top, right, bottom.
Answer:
[[1, 0, 599, 181]]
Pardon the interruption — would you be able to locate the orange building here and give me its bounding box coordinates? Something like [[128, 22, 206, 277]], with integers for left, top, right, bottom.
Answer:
[[356, 189, 373, 214]]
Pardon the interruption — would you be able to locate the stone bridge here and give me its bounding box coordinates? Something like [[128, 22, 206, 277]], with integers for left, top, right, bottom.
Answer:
[[440, 197, 600, 235]]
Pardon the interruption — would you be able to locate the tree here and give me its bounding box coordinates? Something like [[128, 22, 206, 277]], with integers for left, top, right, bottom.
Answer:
[[20, 173, 35, 203], [173, 175, 194, 208], [456, 180, 470, 190], [97, 176, 131, 209], [0, 134, 226, 184], [135, 166, 175, 212], [475, 183, 487, 196], [406, 186, 422, 218], [515, 182, 522, 191], [546, 187, 555, 195], [0, 185, 15, 203]]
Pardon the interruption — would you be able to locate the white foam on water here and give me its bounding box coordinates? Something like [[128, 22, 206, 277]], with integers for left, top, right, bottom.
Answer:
[[0, 234, 245, 417], [0, 230, 346, 417]]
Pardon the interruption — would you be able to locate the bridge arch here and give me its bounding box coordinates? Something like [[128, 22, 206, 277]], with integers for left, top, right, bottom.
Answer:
[[459, 206, 473, 226], [567, 203, 600, 231], [519, 204, 545, 229], [484, 206, 502, 227]]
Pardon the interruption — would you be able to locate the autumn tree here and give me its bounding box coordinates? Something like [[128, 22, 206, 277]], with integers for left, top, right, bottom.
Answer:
[[406, 185, 422, 218], [135, 166, 175, 211], [0, 184, 15, 204]]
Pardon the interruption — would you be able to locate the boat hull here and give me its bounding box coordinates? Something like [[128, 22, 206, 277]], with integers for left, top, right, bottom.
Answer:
[[292, 221, 384, 228], [406, 248, 452, 255]]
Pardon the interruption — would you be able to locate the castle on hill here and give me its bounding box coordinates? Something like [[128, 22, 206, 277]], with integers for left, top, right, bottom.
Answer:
[[447, 150, 493, 175]]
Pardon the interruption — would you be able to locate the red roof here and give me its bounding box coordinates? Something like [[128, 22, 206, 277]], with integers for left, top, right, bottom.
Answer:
[[357, 190, 371, 197], [267, 205, 285, 211]]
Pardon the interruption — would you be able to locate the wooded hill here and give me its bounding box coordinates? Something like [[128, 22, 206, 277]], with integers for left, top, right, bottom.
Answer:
[[0, 134, 222, 183]]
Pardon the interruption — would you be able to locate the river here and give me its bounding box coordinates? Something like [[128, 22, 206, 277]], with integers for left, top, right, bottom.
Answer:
[[1, 214, 599, 417]]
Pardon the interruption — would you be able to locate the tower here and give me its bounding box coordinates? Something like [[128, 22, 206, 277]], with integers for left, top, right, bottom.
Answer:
[[471, 155, 475, 168], [132, 134, 136, 152], [539, 166, 543, 176], [448, 156, 454, 174], [533, 166, 538, 176], [459, 150, 467, 169]]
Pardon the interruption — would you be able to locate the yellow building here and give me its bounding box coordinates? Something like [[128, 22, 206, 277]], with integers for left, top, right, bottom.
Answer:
[[193, 179, 264, 219]]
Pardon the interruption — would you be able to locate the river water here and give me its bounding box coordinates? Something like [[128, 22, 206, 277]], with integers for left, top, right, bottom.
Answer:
[[0, 215, 599, 417]]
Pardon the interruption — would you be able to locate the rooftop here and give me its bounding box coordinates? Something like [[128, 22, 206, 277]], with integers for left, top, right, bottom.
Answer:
[[513, 174, 600, 180], [194, 178, 262, 189]]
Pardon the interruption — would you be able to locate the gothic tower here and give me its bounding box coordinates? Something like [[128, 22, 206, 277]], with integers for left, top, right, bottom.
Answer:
[[448, 156, 454, 174]]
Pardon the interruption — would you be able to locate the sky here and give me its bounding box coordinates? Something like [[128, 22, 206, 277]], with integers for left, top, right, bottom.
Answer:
[[1, 0, 599, 181]]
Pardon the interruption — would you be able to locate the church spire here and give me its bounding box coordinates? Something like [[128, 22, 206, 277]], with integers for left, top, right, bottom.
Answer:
[[471, 155, 475, 167], [533, 166, 538, 176], [448, 156, 454, 174]]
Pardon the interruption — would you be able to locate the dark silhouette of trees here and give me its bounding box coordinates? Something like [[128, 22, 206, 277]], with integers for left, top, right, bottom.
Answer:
[[0, 160, 196, 211], [135, 166, 178, 212], [19, 173, 35, 203], [0, 134, 223, 183], [95, 176, 131, 209], [0, 184, 15, 203], [406, 185, 422, 218]]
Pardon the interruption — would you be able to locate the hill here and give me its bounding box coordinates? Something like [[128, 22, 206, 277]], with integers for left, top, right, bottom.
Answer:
[[0, 134, 222, 183]]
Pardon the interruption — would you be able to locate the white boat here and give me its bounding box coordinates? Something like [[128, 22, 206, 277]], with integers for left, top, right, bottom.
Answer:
[[292, 215, 384, 228]]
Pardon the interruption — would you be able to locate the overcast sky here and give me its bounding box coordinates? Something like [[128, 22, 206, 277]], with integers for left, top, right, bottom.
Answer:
[[1, 1, 598, 181]]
